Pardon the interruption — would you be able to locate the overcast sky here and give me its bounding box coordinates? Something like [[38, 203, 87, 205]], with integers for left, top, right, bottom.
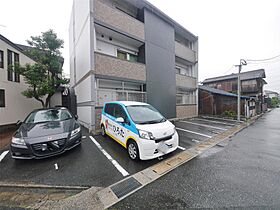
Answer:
[[0, 0, 279, 92]]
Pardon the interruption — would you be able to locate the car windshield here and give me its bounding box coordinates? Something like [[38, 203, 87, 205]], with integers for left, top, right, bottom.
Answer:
[[126, 105, 166, 124], [25, 109, 73, 123]]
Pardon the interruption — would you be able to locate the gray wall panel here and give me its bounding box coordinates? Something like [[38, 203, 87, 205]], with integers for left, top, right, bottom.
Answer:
[[144, 9, 176, 118]]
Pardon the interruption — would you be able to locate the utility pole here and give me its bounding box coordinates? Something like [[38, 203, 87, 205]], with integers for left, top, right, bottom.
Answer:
[[236, 59, 247, 122]]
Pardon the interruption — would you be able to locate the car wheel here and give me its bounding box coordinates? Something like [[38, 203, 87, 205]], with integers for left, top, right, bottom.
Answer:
[[101, 125, 106, 137], [127, 141, 139, 160]]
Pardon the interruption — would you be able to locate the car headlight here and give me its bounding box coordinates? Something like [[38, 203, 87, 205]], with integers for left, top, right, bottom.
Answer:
[[11, 137, 26, 146], [138, 129, 155, 140], [71, 127, 81, 137]]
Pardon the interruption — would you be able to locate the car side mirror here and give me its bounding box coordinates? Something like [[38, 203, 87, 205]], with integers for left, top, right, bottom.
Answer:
[[74, 115, 78, 120], [116, 117, 125, 123], [16, 120, 22, 126]]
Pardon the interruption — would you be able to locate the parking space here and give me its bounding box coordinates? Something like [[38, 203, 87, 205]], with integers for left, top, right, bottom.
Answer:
[[0, 116, 239, 190]]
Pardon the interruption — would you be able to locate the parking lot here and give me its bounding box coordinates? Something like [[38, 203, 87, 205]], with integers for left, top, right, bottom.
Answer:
[[0, 116, 241, 189]]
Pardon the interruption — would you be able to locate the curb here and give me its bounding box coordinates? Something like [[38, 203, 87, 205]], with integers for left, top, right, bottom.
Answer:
[[0, 182, 89, 191], [40, 113, 264, 210]]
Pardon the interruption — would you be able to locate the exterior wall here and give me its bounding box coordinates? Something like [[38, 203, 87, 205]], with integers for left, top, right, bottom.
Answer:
[[145, 9, 176, 119], [176, 74, 196, 89], [94, 0, 145, 40], [94, 52, 146, 81], [199, 90, 247, 116], [70, 0, 95, 131], [176, 105, 197, 118], [0, 39, 41, 126], [49, 92, 62, 107]]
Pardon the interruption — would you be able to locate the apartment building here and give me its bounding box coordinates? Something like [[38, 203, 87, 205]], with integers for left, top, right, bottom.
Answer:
[[0, 34, 41, 128], [69, 0, 199, 132], [202, 69, 267, 114]]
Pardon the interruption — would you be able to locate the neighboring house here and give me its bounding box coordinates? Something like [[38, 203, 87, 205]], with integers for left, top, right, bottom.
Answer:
[[202, 69, 267, 114], [264, 90, 279, 99], [69, 0, 199, 132], [264, 90, 279, 108], [0, 34, 41, 129], [199, 85, 255, 118]]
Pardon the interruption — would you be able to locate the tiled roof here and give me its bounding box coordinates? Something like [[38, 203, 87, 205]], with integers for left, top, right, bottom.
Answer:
[[199, 85, 250, 99], [203, 69, 266, 83]]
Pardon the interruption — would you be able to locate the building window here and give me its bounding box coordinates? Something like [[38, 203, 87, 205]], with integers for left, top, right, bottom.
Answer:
[[117, 50, 127, 60], [7, 50, 13, 81], [175, 65, 194, 77], [14, 53, 20, 82], [0, 89, 5, 107], [117, 50, 138, 62], [176, 89, 196, 105], [7, 49, 20, 82], [0, 50, 3, 68]]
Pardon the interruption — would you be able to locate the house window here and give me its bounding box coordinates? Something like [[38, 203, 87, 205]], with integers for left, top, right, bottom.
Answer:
[[0, 50, 3, 68], [0, 89, 5, 107], [7, 50, 13, 81], [7, 49, 20, 82], [14, 53, 20, 82]]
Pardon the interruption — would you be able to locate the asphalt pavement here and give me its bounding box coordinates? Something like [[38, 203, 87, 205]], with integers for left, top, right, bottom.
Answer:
[[111, 109, 280, 209]]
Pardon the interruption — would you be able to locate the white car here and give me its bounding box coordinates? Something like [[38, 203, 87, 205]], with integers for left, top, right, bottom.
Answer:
[[100, 101, 179, 160]]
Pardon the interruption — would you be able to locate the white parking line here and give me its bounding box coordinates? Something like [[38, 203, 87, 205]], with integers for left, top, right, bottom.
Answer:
[[200, 116, 240, 123], [180, 121, 228, 131], [89, 136, 129, 177], [176, 127, 212, 138], [0, 151, 9, 162], [178, 146, 186, 151], [192, 118, 236, 126], [192, 139, 200, 143]]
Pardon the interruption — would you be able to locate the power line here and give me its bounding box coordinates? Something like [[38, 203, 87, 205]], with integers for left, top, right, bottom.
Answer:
[[222, 65, 235, 74], [246, 54, 280, 62], [247, 58, 280, 65]]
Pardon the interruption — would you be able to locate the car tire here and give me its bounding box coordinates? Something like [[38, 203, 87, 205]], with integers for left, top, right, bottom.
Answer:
[[127, 140, 139, 161], [101, 125, 106, 137]]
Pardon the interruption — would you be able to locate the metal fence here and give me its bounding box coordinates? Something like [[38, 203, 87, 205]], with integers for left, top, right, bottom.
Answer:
[[176, 94, 196, 105], [96, 89, 147, 106]]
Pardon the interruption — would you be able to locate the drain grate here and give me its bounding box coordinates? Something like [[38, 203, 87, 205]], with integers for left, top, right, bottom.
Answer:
[[111, 177, 142, 199]]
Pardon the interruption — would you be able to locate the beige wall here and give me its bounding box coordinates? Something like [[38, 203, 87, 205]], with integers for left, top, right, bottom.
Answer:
[[94, 52, 146, 81], [0, 39, 41, 126], [94, 0, 145, 40], [175, 41, 196, 63], [176, 105, 198, 119], [176, 74, 197, 89]]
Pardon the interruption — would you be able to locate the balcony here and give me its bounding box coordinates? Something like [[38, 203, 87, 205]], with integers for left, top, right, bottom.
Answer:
[[176, 74, 197, 89], [94, 52, 146, 81], [94, 0, 145, 40], [175, 41, 196, 63]]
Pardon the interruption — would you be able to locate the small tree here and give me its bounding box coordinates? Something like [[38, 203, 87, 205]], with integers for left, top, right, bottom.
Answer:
[[15, 29, 69, 108], [271, 97, 279, 108]]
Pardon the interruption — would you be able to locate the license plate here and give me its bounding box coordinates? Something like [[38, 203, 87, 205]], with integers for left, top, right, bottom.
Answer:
[[158, 142, 173, 153]]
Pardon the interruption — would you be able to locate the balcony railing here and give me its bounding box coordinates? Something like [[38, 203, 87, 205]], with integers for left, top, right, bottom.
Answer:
[[94, 0, 145, 40], [96, 89, 147, 107], [175, 41, 196, 63], [176, 94, 196, 105], [176, 74, 197, 89]]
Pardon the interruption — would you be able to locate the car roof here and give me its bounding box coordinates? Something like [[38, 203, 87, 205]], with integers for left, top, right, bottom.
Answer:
[[32, 107, 68, 112], [106, 101, 149, 106]]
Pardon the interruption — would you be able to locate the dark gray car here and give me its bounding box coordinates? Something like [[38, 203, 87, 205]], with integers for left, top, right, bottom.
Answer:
[[10, 107, 82, 159]]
